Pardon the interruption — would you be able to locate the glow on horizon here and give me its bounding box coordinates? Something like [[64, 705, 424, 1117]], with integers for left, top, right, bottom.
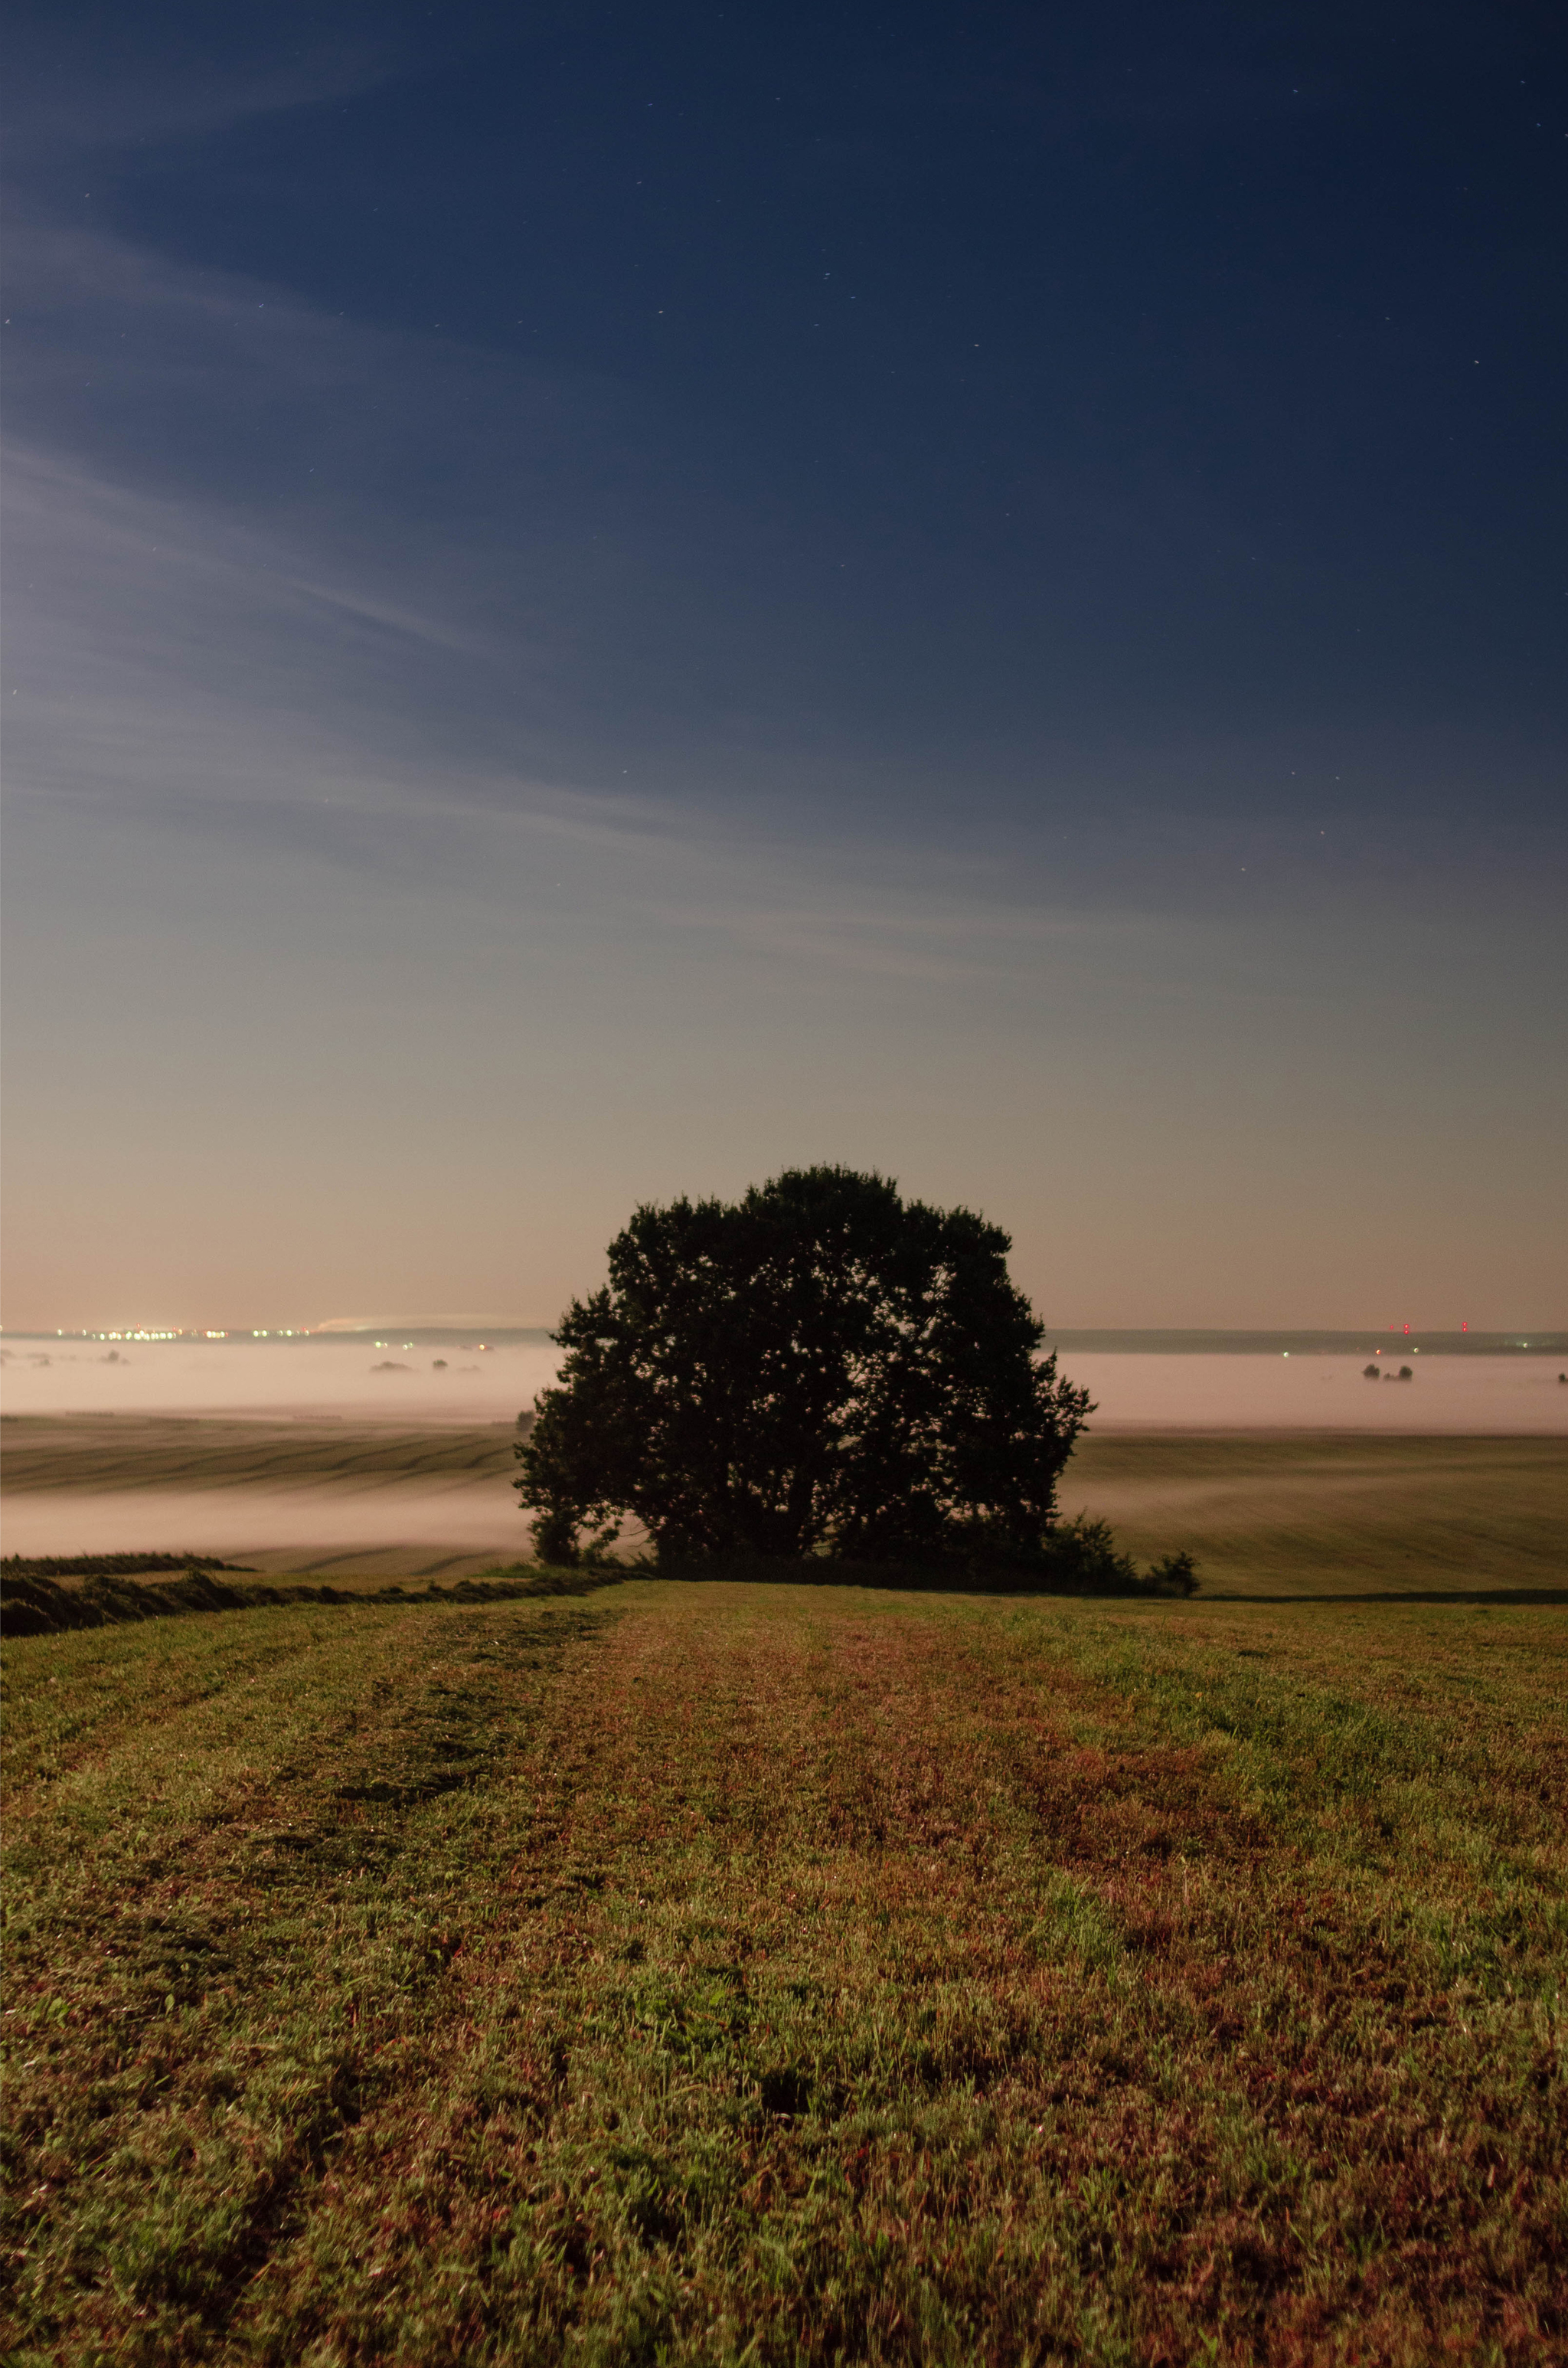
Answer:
[[16, 1327, 314, 1343]]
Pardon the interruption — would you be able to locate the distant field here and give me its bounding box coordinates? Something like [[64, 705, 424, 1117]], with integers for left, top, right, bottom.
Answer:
[[3, 1419, 1564, 1594], [0, 1415, 519, 1493], [0, 1418, 525, 1575], [4, 1579, 1565, 2364], [1067, 1433, 1568, 1599]]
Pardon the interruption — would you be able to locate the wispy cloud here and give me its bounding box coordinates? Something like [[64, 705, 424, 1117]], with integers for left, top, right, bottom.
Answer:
[[1, 18, 403, 170], [6, 198, 1171, 994], [5, 128, 1560, 995]]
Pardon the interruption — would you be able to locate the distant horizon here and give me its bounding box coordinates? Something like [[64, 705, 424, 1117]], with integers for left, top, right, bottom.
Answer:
[[5, 1321, 1564, 1352]]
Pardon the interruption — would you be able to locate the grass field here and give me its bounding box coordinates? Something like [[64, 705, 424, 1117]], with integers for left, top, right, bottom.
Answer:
[[5, 1502, 1566, 2365]]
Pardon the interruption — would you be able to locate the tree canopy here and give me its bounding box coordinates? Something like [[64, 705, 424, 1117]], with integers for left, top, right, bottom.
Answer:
[[517, 1166, 1092, 1568]]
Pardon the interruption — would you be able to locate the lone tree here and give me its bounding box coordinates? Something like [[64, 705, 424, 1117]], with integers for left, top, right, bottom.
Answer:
[[517, 1166, 1093, 1568]]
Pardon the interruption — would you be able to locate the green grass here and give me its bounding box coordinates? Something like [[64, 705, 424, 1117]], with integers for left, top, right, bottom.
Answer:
[[4, 1574, 1566, 2365]]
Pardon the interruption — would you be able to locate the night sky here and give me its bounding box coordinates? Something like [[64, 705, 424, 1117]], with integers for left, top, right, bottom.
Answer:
[[3, 0, 1564, 1330]]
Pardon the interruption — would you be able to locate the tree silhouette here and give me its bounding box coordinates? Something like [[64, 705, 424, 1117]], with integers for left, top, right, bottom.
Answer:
[[517, 1166, 1093, 1567]]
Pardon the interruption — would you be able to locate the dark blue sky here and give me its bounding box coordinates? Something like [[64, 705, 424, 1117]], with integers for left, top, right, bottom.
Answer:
[[3, 1, 1564, 1326]]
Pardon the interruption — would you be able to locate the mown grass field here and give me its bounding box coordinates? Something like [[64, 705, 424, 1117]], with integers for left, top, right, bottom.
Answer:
[[5, 1507, 1566, 2365]]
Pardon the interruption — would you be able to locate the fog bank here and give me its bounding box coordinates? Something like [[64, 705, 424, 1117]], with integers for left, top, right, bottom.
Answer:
[[0, 1481, 529, 1573], [1065, 1352, 1567, 1434], [3, 1338, 1562, 1434], [0, 1336, 559, 1423]]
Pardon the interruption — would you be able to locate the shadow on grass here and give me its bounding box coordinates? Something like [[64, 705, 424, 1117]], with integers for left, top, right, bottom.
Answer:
[[626, 1551, 1197, 1602], [0, 1563, 626, 1638]]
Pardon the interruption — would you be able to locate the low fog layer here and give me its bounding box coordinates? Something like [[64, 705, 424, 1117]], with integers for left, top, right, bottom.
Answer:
[[2, 1339, 1563, 1433], [0, 1482, 528, 1571], [1067, 1352, 1567, 1434], [2, 1339, 1562, 1567], [0, 1337, 561, 1423]]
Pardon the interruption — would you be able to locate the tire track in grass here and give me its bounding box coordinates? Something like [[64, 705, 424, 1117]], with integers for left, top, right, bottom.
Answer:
[[0, 1596, 626, 2366]]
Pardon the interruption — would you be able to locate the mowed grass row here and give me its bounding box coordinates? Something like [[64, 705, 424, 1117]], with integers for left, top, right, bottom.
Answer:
[[3, 1584, 1566, 2365]]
